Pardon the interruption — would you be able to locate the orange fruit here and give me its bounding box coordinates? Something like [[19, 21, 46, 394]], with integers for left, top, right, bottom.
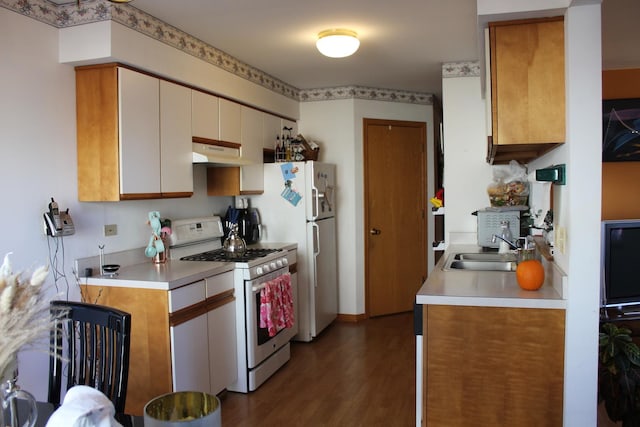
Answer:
[[515, 259, 545, 291]]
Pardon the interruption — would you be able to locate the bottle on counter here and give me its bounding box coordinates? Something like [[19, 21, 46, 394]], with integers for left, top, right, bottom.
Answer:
[[285, 135, 292, 161], [498, 220, 513, 254]]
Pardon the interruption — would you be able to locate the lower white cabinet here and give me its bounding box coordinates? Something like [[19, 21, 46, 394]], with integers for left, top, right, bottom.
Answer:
[[169, 271, 236, 395]]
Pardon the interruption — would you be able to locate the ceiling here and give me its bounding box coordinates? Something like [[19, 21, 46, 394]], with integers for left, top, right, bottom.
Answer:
[[54, 0, 640, 98]]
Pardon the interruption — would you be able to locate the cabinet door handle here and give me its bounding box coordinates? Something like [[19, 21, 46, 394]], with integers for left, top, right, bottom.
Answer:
[[370, 228, 381, 235]]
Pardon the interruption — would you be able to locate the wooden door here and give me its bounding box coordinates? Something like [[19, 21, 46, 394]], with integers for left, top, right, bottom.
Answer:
[[364, 119, 427, 317]]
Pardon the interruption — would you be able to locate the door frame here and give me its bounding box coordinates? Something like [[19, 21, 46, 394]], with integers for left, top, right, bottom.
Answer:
[[363, 118, 428, 317]]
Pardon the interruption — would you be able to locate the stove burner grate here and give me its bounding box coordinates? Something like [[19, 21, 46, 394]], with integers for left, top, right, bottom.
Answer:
[[180, 248, 279, 263]]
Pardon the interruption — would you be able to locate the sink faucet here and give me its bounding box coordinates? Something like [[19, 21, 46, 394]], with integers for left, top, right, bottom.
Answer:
[[491, 233, 519, 250]]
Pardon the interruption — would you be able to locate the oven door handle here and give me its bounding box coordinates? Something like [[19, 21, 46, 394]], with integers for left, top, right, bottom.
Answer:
[[250, 269, 289, 293], [252, 283, 267, 292]]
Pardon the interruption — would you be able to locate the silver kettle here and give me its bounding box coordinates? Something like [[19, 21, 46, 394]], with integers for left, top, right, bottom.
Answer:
[[223, 224, 247, 258]]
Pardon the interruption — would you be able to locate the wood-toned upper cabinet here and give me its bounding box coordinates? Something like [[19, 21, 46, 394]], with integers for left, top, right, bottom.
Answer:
[[219, 98, 241, 144], [191, 90, 220, 141], [488, 17, 565, 164], [76, 64, 193, 201], [240, 106, 264, 193]]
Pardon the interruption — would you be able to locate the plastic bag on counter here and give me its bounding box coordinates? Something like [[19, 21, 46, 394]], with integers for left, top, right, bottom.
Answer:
[[486, 160, 529, 207]]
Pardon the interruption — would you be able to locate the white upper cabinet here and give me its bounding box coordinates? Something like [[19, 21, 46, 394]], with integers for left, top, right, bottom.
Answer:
[[240, 106, 265, 193], [219, 98, 242, 144], [192, 90, 219, 140], [160, 81, 193, 194], [118, 67, 161, 195], [263, 113, 282, 150]]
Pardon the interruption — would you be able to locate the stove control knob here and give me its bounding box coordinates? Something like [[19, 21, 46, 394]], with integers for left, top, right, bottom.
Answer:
[[263, 264, 270, 273], [282, 258, 289, 266], [256, 266, 263, 275], [270, 262, 277, 270], [276, 259, 283, 268]]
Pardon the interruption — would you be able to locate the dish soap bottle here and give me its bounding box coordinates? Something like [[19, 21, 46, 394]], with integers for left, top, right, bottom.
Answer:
[[498, 220, 513, 254]]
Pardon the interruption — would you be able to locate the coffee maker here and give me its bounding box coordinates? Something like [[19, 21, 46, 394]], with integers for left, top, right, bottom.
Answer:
[[239, 208, 261, 245]]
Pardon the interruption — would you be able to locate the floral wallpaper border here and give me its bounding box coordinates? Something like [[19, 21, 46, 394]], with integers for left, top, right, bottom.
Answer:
[[2, 0, 433, 105], [442, 61, 481, 78], [299, 86, 433, 105]]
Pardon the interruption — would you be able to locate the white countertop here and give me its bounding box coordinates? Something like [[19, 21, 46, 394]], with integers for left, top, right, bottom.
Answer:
[[416, 245, 567, 309], [79, 241, 297, 291]]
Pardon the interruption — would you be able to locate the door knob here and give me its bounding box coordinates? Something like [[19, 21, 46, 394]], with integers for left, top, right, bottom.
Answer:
[[370, 228, 381, 235]]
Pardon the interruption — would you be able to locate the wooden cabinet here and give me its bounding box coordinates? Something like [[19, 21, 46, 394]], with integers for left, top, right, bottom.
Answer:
[[421, 304, 565, 426], [191, 90, 220, 140], [76, 64, 193, 201], [488, 17, 565, 164], [84, 270, 236, 415]]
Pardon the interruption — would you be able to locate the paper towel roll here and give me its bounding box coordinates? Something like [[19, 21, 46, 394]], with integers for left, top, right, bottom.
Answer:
[[528, 171, 552, 228]]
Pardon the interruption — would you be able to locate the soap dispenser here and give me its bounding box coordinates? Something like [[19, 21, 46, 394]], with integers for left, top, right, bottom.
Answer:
[[498, 220, 513, 254]]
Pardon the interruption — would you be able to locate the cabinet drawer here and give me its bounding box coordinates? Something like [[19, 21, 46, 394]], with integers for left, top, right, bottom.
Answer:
[[206, 270, 234, 297], [169, 280, 206, 313]]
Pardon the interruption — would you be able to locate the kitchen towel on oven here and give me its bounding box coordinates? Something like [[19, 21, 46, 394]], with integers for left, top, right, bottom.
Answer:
[[260, 273, 294, 337]]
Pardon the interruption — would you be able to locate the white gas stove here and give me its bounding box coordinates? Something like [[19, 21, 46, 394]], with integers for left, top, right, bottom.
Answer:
[[168, 216, 288, 279], [169, 216, 298, 393]]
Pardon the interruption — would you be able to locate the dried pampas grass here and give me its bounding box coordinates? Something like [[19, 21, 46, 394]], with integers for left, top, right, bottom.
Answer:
[[0, 253, 54, 381]]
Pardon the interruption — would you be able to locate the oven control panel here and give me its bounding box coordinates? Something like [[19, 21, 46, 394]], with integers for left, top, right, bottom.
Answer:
[[255, 256, 288, 276]]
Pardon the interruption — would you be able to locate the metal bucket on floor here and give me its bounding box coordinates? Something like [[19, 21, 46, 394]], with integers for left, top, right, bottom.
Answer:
[[143, 391, 221, 427]]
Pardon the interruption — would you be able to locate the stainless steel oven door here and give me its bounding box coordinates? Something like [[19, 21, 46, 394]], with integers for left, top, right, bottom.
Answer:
[[245, 267, 298, 369]]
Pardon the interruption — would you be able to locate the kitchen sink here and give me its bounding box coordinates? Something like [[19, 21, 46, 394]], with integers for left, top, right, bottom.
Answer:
[[443, 252, 517, 272]]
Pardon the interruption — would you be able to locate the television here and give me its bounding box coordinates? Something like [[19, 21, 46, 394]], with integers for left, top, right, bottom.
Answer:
[[601, 219, 640, 310]]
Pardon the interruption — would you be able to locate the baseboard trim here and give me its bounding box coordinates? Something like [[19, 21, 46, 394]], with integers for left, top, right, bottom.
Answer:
[[336, 313, 368, 323]]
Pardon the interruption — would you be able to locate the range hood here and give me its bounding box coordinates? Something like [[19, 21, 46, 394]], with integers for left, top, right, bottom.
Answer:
[[192, 142, 252, 166]]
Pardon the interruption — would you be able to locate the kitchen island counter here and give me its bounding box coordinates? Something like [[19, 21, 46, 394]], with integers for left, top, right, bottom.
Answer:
[[416, 244, 567, 426], [416, 244, 566, 309]]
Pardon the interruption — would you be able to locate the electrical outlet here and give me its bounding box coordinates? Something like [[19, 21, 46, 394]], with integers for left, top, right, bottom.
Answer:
[[556, 226, 566, 254], [104, 224, 118, 237]]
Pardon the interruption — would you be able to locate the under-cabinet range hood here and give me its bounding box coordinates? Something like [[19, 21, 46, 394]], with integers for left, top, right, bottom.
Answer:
[[192, 142, 252, 166]]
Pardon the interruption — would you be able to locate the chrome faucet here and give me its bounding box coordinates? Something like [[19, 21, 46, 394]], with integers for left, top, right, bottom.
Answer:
[[491, 233, 519, 250]]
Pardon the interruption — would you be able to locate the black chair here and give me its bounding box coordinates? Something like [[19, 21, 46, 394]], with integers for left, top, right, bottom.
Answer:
[[47, 300, 132, 421]]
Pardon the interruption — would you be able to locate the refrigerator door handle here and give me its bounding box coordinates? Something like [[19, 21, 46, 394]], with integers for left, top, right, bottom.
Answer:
[[312, 222, 319, 287], [311, 187, 319, 220]]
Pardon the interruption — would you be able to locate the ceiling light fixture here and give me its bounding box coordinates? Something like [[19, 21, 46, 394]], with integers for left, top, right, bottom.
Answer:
[[316, 29, 360, 58]]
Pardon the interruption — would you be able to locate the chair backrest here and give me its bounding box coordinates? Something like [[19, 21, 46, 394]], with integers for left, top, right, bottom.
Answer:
[[47, 300, 131, 414]]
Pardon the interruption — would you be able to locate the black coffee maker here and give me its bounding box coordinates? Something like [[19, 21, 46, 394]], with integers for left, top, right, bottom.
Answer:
[[239, 208, 261, 245], [223, 205, 262, 245]]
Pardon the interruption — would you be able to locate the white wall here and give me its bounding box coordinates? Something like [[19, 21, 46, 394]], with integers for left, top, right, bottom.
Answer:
[[442, 75, 494, 245], [299, 99, 433, 315]]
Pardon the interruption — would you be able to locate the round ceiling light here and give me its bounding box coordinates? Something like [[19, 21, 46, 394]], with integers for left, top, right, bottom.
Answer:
[[316, 29, 360, 58]]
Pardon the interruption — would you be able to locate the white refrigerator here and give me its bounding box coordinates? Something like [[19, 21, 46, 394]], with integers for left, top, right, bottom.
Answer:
[[251, 161, 337, 342]]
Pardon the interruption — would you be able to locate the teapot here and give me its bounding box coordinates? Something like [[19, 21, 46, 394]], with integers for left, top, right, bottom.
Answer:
[[223, 224, 246, 258]]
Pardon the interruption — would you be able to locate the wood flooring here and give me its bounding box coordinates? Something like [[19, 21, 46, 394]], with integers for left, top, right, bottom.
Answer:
[[220, 312, 416, 426]]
